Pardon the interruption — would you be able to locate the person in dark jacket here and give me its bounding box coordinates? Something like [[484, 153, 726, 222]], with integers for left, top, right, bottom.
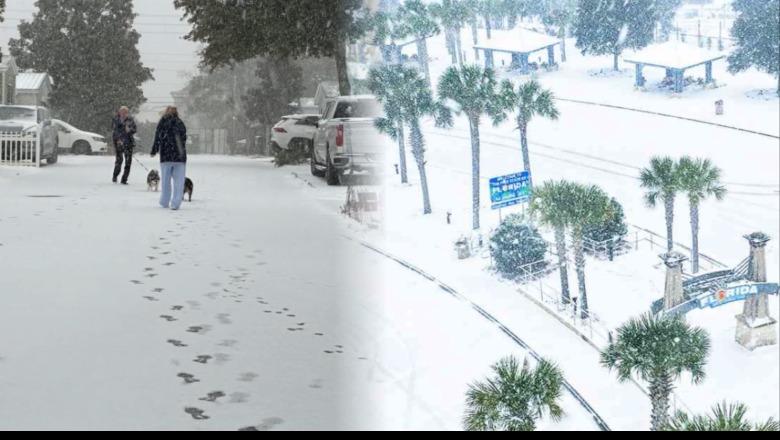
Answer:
[[151, 106, 188, 210], [112, 106, 137, 184]]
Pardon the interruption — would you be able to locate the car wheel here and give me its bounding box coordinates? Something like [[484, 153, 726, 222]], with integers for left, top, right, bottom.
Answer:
[[325, 147, 340, 186], [310, 145, 325, 177], [73, 140, 91, 155]]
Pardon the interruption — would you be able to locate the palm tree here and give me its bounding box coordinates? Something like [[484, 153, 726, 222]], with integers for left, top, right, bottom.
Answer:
[[464, 356, 564, 431], [438, 65, 509, 230], [398, 0, 440, 87], [431, 0, 470, 66], [602, 314, 711, 431], [499, 79, 560, 184], [371, 9, 407, 65], [640, 156, 681, 253], [677, 157, 727, 274], [566, 183, 613, 319], [368, 67, 409, 184], [466, 0, 481, 60], [663, 402, 780, 431], [369, 65, 452, 214], [531, 180, 573, 304]]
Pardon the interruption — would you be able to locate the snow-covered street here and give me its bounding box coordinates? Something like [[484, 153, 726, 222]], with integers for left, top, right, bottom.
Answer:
[[0, 156, 605, 430]]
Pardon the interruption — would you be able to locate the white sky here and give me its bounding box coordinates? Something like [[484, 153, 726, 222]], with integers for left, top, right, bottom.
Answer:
[[1, 0, 203, 122]]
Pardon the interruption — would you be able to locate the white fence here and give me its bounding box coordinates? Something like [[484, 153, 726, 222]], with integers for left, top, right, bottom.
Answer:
[[0, 131, 40, 167]]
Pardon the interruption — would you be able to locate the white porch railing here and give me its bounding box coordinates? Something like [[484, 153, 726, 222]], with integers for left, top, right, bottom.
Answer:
[[0, 131, 40, 167]]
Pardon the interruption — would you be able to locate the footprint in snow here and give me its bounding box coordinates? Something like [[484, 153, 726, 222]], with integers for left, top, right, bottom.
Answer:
[[199, 391, 226, 403], [184, 407, 209, 420], [167, 339, 188, 348], [177, 372, 200, 384]]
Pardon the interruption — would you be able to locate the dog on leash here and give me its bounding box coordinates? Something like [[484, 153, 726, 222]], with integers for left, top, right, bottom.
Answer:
[[184, 177, 194, 202], [146, 169, 160, 192]]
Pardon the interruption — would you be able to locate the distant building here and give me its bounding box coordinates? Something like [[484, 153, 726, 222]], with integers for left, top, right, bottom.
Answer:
[[15, 72, 53, 107], [0, 56, 19, 105]]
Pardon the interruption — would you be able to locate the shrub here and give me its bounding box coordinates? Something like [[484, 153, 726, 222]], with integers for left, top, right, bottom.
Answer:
[[490, 214, 548, 279], [583, 197, 628, 259]]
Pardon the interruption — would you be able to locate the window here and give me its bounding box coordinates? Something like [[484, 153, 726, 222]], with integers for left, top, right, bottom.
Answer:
[[0, 107, 36, 121], [334, 100, 382, 119]]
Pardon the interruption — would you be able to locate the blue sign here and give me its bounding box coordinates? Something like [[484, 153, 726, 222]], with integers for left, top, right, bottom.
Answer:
[[658, 282, 779, 317], [698, 283, 779, 309], [490, 172, 531, 210]]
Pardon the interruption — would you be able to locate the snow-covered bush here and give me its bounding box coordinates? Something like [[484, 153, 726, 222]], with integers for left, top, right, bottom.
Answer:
[[490, 214, 548, 280], [583, 197, 628, 259]]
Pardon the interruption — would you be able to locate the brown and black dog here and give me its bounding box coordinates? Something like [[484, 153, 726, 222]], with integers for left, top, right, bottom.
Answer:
[[184, 177, 194, 202]]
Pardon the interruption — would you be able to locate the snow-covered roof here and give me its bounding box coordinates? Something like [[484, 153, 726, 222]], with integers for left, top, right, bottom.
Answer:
[[16, 72, 51, 91], [624, 42, 726, 70], [473, 29, 559, 54]]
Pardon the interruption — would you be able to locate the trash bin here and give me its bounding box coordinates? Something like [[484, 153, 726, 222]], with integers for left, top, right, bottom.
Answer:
[[455, 240, 471, 260], [715, 100, 724, 115]]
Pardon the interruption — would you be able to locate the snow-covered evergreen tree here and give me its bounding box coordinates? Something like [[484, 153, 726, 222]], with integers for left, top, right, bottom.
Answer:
[[574, 0, 681, 71], [464, 356, 565, 431], [540, 0, 577, 61], [602, 314, 711, 431], [438, 65, 509, 230], [9, 0, 152, 134], [369, 65, 452, 214], [174, 0, 369, 96], [728, 0, 780, 93], [582, 197, 628, 260], [490, 214, 548, 279]]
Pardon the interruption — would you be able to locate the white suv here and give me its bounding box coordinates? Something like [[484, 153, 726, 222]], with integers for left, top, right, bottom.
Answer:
[[270, 114, 320, 153]]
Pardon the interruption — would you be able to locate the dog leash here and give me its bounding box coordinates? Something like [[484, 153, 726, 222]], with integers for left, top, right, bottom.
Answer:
[[132, 153, 151, 173]]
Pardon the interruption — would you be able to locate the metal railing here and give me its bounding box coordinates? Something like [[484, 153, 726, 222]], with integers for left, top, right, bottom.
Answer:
[[0, 131, 40, 167]]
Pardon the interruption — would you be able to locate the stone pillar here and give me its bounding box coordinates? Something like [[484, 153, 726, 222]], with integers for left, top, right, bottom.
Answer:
[[736, 232, 777, 350], [661, 252, 688, 310]]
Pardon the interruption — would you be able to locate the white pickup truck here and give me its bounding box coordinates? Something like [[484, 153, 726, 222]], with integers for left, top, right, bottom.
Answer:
[[310, 95, 390, 185]]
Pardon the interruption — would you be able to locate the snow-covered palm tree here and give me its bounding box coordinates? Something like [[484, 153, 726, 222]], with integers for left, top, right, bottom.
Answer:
[[499, 79, 560, 184], [368, 67, 409, 184], [369, 65, 452, 214], [438, 65, 509, 230], [677, 157, 727, 274], [464, 356, 565, 431], [602, 314, 711, 431], [397, 0, 440, 87], [566, 183, 613, 319], [640, 156, 681, 253], [663, 402, 780, 431], [431, 0, 470, 66], [531, 180, 573, 304], [371, 9, 407, 65]]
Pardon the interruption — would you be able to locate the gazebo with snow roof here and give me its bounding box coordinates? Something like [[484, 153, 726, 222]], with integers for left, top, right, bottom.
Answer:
[[473, 29, 561, 74], [624, 42, 726, 93]]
